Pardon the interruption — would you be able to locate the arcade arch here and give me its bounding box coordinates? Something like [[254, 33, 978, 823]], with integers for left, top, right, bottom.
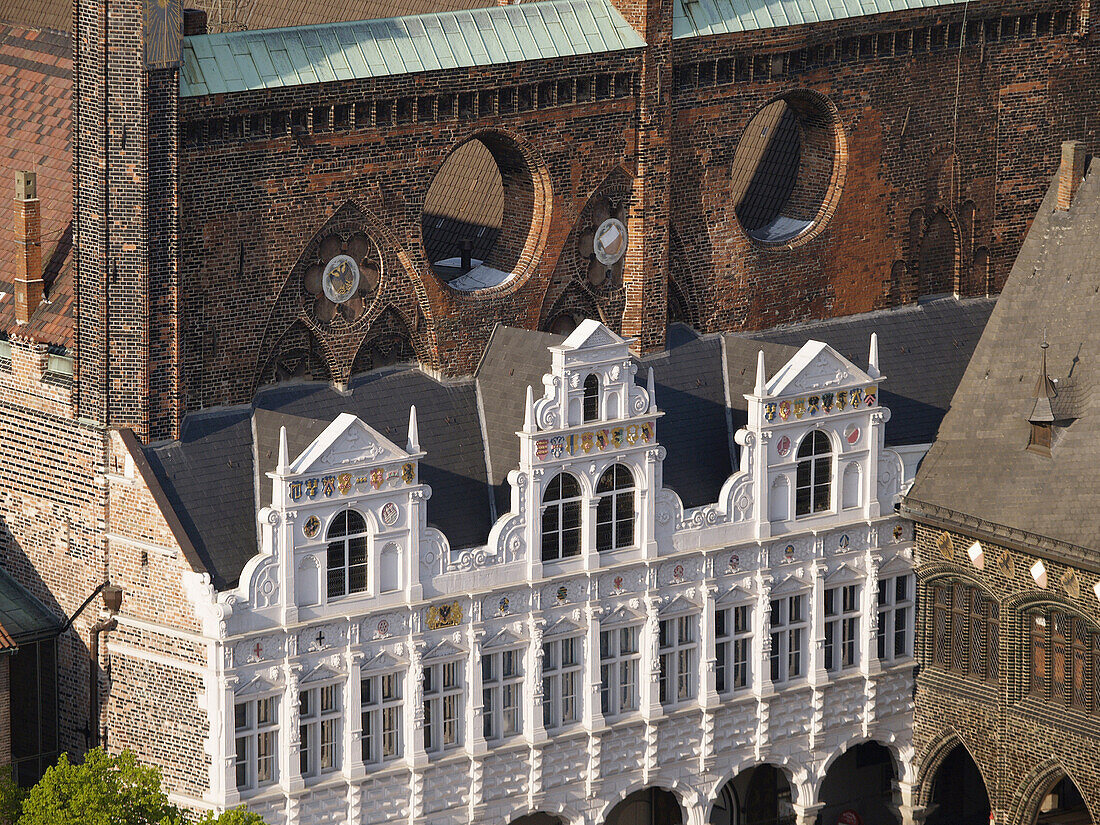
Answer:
[[607, 788, 685, 825], [923, 745, 990, 825]]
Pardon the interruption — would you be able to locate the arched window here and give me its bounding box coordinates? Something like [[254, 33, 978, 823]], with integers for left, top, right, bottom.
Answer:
[[596, 464, 635, 552], [327, 509, 368, 599], [931, 582, 998, 683], [542, 473, 582, 561], [1028, 608, 1100, 712], [795, 430, 832, 516], [583, 374, 599, 422]]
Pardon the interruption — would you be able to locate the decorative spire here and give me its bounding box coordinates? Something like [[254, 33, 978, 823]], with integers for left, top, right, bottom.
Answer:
[[868, 332, 881, 379], [523, 385, 535, 433], [647, 367, 657, 413], [754, 350, 767, 396], [407, 405, 420, 453], [1029, 339, 1057, 424], [277, 426, 290, 474]]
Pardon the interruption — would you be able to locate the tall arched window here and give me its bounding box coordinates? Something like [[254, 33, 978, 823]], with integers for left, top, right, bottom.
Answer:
[[1028, 608, 1100, 713], [795, 431, 832, 516], [930, 582, 998, 683], [327, 509, 368, 599], [583, 374, 599, 422], [542, 473, 582, 561], [596, 464, 635, 552]]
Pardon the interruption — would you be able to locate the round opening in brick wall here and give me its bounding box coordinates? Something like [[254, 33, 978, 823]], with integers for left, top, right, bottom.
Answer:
[[730, 91, 846, 247], [422, 132, 549, 293]]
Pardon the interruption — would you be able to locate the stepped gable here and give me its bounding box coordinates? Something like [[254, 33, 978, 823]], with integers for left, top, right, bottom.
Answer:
[[0, 22, 73, 348], [906, 160, 1100, 561]]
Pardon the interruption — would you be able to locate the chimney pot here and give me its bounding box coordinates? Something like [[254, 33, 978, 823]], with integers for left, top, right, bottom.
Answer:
[[1056, 140, 1087, 211], [14, 171, 44, 324]]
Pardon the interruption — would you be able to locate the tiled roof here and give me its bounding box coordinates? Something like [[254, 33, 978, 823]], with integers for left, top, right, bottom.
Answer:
[[180, 0, 646, 97], [188, 0, 501, 34], [905, 161, 1100, 562], [672, 0, 965, 38], [144, 299, 990, 590], [0, 0, 70, 33], [0, 23, 74, 348], [0, 565, 62, 651]]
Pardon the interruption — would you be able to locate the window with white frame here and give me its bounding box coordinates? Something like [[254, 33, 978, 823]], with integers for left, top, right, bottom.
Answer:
[[600, 624, 641, 717], [361, 670, 403, 765], [326, 509, 369, 599], [824, 584, 861, 671], [878, 573, 914, 661], [716, 604, 752, 694], [795, 431, 833, 516], [482, 648, 523, 741], [234, 695, 277, 791], [596, 464, 635, 552], [423, 659, 463, 753], [299, 683, 341, 778], [658, 614, 698, 706], [543, 635, 583, 729], [770, 594, 808, 683], [541, 473, 583, 561]]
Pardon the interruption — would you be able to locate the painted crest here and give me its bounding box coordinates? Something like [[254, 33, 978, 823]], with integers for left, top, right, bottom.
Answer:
[[303, 515, 321, 538], [305, 479, 319, 499], [550, 436, 566, 458], [808, 396, 820, 416], [793, 400, 805, 419], [402, 463, 415, 484], [337, 473, 352, 494], [581, 432, 594, 453], [289, 481, 304, 502], [776, 435, 791, 456], [370, 468, 384, 489], [381, 502, 400, 526], [821, 392, 835, 412], [764, 402, 778, 422], [427, 601, 463, 630], [836, 391, 848, 410], [779, 401, 791, 420], [321, 475, 337, 497], [535, 440, 549, 460]]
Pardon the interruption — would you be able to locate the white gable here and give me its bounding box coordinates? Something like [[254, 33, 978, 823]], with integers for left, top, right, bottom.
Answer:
[[766, 341, 875, 399], [560, 319, 628, 351], [291, 413, 409, 475]]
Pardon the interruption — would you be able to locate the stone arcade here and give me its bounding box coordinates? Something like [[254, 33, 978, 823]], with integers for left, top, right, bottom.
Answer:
[[148, 322, 925, 824]]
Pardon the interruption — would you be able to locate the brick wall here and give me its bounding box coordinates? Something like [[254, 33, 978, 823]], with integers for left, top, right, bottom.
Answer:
[[912, 521, 1100, 825], [0, 655, 9, 768]]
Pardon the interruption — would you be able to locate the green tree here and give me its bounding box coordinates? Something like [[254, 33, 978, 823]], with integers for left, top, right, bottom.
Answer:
[[0, 766, 25, 825], [17, 748, 268, 825]]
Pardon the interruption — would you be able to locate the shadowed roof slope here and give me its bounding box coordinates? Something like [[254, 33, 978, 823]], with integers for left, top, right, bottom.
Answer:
[[905, 161, 1100, 567], [0, 565, 61, 650]]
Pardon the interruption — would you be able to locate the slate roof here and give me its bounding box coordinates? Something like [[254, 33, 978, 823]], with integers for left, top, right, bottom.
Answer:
[[0, 565, 61, 651], [904, 162, 1100, 567], [144, 298, 991, 590], [746, 295, 995, 446], [672, 0, 965, 39], [180, 0, 646, 97], [0, 23, 74, 349]]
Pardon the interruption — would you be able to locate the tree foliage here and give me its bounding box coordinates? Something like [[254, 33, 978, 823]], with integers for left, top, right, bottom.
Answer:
[[12, 749, 267, 825]]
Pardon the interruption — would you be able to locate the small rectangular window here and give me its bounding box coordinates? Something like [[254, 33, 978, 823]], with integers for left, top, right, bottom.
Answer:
[[234, 696, 278, 791]]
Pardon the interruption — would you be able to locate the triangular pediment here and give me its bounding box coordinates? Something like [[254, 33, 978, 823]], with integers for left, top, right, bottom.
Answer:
[[766, 341, 874, 398], [291, 413, 408, 475], [361, 650, 406, 673], [824, 562, 863, 585], [423, 638, 466, 662], [877, 553, 914, 577], [770, 573, 812, 597], [560, 319, 627, 352], [715, 584, 755, 606], [301, 662, 343, 684], [482, 626, 525, 650], [235, 673, 281, 696], [659, 593, 701, 616], [544, 613, 586, 638], [603, 602, 645, 625]]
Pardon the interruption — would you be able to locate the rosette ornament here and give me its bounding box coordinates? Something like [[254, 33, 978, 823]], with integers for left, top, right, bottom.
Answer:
[[303, 232, 381, 324]]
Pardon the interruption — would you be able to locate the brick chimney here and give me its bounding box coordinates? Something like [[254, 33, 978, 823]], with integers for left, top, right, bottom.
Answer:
[[14, 171, 44, 324], [182, 7, 208, 35], [1056, 140, 1087, 211]]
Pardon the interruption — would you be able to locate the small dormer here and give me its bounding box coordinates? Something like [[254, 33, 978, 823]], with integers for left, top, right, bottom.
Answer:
[[742, 335, 892, 534], [253, 409, 428, 624]]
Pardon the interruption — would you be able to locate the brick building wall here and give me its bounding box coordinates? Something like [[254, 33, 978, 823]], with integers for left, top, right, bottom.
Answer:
[[0, 655, 9, 768], [911, 521, 1100, 825], [160, 0, 1100, 428]]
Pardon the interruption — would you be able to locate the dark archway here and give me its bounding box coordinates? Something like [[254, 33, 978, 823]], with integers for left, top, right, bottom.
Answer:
[[1034, 775, 1092, 825], [606, 788, 684, 825], [917, 212, 958, 297], [925, 745, 990, 825], [257, 321, 331, 386], [712, 765, 796, 825], [511, 814, 568, 825], [817, 742, 899, 825]]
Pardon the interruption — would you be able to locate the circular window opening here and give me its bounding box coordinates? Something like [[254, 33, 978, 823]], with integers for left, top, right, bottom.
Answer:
[[422, 134, 545, 293], [731, 91, 845, 246]]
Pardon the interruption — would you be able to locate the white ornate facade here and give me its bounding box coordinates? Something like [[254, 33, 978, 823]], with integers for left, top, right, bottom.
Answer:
[[187, 321, 922, 825]]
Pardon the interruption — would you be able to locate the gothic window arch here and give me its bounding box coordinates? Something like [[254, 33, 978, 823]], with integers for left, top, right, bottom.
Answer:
[[930, 580, 998, 683], [583, 374, 599, 422], [327, 509, 369, 599], [1026, 606, 1100, 713], [795, 430, 833, 516], [542, 473, 582, 561], [596, 464, 635, 552]]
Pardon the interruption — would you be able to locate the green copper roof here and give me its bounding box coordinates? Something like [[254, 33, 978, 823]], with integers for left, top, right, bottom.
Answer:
[[0, 566, 61, 650], [673, 0, 965, 38], [180, 0, 646, 97]]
